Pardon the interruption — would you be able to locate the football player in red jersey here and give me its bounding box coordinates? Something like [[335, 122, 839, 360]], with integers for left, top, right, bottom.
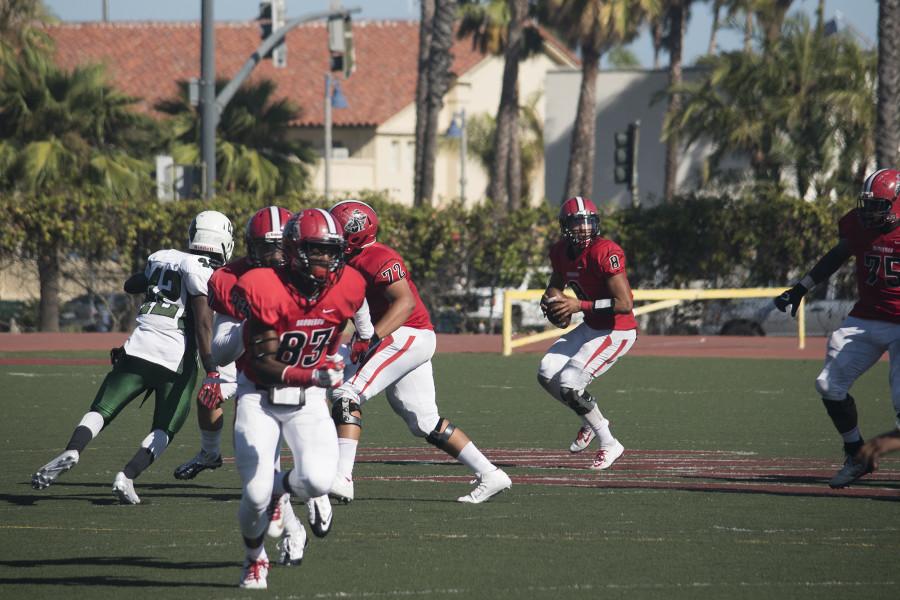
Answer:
[[537, 196, 638, 470], [175, 206, 293, 481], [230, 208, 370, 590], [326, 199, 511, 504], [775, 168, 900, 488]]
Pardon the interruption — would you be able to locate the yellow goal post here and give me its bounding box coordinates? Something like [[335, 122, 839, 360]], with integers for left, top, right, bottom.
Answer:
[[501, 288, 806, 356]]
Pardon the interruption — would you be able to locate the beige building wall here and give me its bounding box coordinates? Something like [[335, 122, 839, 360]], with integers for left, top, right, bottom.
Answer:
[[306, 50, 566, 207]]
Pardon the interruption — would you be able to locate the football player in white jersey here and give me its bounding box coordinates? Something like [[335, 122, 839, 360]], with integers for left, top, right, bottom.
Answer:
[[31, 210, 234, 504]]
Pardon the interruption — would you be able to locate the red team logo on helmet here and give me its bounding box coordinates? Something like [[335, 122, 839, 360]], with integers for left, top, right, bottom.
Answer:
[[245, 206, 292, 267], [282, 208, 347, 293], [559, 196, 600, 249], [859, 168, 900, 229], [329, 200, 378, 253]]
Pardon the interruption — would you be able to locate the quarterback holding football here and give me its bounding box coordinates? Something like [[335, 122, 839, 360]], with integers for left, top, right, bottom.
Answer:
[[537, 196, 638, 470]]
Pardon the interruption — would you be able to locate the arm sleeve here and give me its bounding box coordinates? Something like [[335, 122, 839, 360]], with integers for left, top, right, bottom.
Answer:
[[352, 299, 375, 339]]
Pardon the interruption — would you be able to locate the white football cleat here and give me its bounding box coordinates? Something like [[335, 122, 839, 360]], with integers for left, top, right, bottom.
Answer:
[[32, 450, 79, 490], [112, 471, 141, 504], [569, 425, 596, 453], [239, 558, 269, 589], [266, 493, 289, 538], [277, 521, 308, 567], [589, 440, 625, 470], [329, 474, 354, 504], [457, 468, 512, 504], [307, 495, 333, 538]]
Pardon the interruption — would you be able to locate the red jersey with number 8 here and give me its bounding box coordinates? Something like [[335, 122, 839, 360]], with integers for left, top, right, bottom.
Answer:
[[233, 266, 368, 385], [208, 256, 254, 319], [840, 209, 900, 324], [347, 242, 433, 330], [549, 237, 637, 331]]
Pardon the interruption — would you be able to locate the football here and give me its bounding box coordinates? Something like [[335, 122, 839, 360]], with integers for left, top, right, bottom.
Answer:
[[542, 294, 571, 329]]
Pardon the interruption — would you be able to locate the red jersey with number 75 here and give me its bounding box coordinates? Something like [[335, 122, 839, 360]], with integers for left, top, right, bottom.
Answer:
[[232, 265, 368, 385], [549, 237, 637, 331], [347, 242, 433, 330], [839, 209, 900, 324]]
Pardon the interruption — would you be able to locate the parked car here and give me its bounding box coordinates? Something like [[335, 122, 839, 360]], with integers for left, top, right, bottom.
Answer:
[[700, 298, 856, 337], [60, 292, 133, 332]]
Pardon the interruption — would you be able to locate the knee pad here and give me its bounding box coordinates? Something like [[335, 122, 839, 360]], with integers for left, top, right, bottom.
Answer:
[[425, 418, 456, 451], [331, 393, 362, 427], [537, 374, 554, 392], [560, 387, 596, 416]]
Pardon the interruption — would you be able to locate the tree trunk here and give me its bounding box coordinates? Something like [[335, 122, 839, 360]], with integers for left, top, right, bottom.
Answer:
[[744, 9, 753, 53], [652, 18, 663, 69], [489, 0, 526, 212], [664, 2, 685, 202], [413, 0, 435, 206], [877, 0, 900, 168], [563, 45, 599, 201], [507, 89, 522, 210], [419, 0, 457, 206], [708, 0, 721, 55], [37, 244, 61, 332]]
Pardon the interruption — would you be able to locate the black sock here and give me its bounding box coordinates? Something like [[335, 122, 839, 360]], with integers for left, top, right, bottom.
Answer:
[[122, 448, 154, 480], [822, 395, 859, 436], [65, 426, 94, 453], [843, 439, 864, 456]]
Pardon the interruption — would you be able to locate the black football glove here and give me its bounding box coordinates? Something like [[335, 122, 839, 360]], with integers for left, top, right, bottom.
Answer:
[[109, 346, 126, 366], [773, 283, 808, 317]]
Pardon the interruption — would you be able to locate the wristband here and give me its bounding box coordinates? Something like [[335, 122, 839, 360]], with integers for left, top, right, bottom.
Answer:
[[799, 275, 815, 290], [580, 299, 614, 313], [281, 365, 313, 387]]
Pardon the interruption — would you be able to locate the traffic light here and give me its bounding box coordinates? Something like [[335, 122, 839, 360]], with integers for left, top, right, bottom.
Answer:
[[328, 15, 355, 78], [613, 122, 639, 186], [258, 1, 286, 67]]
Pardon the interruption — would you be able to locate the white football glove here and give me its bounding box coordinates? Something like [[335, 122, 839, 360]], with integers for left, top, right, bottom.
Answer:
[[312, 355, 345, 388]]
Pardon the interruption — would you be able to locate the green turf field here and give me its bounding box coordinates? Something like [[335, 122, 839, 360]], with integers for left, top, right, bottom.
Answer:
[[1, 352, 898, 599]]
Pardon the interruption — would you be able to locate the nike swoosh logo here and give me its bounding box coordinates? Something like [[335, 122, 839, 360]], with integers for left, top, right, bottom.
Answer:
[[322, 308, 336, 313]]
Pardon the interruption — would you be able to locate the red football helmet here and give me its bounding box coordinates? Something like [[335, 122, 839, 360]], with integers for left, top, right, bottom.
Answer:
[[282, 208, 347, 292], [559, 196, 600, 249], [245, 206, 292, 267], [329, 199, 378, 253], [859, 169, 900, 229]]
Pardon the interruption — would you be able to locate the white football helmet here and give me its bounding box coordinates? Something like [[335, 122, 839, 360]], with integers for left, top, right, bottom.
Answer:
[[188, 210, 234, 267]]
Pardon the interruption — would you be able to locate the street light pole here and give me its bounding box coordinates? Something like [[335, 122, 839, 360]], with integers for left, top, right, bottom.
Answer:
[[200, 0, 216, 199], [324, 73, 333, 201], [458, 109, 467, 204]]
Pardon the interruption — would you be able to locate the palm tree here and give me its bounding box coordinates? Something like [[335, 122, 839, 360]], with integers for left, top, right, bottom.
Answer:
[[661, 0, 693, 202], [458, 0, 542, 210], [546, 0, 660, 201], [0, 40, 159, 331], [414, 0, 458, 206], [155, 78, 314, 198], [877, 0, 900, 168], [708, 0, 723, 55]]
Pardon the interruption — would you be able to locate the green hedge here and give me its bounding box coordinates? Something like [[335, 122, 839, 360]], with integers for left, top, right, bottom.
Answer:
[[0, 190, 857, 332]]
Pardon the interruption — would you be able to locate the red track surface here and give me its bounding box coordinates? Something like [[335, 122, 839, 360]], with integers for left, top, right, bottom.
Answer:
[[0, 332, 830, 364]]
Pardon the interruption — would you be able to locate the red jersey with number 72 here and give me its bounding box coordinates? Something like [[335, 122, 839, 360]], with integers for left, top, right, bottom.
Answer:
[[549, 237, 637, 331], [839, 209, 900, 323], [347, 242, 433, 330], [232, 265, 368, 385]]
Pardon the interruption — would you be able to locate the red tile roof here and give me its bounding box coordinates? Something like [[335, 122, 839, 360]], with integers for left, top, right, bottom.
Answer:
[[45, 20, 495, 127]]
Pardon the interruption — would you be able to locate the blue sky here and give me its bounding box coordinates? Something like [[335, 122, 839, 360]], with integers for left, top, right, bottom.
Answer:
[[44, 0, 878, 69]]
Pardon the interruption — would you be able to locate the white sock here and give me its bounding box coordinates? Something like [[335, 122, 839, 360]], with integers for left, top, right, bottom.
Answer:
[[200, 429, 221, 456], [245, 544, 267, 562], [337, 438, 359, 478], [282, 500, 302, 535], [583, 407, 615, 446], [457, 442, 495, 474], [78, 411, 105, 437]]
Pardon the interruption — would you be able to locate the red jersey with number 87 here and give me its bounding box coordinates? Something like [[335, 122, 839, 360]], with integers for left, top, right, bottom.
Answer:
[[233, 266, 368, 385], [839, 209, 900, 324], [347, 242, 433, 330], [549, 237, 637, 331]]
